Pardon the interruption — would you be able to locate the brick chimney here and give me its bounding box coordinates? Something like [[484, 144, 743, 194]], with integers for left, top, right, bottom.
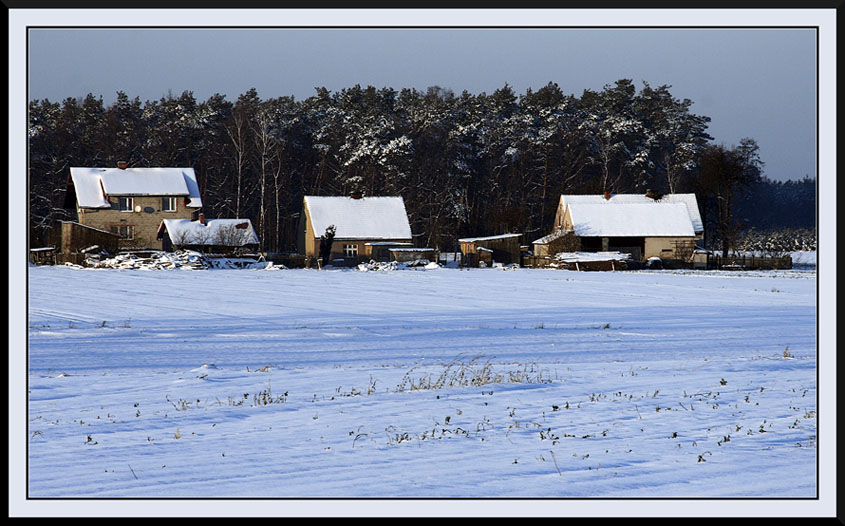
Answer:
[[117, 161, 128, 170]]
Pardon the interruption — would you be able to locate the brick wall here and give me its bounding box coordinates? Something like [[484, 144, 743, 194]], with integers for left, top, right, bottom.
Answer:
[[77, 196, 196, 250]]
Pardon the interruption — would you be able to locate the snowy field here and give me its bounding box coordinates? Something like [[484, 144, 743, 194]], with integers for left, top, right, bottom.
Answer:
[[20, 258, 826, 511]]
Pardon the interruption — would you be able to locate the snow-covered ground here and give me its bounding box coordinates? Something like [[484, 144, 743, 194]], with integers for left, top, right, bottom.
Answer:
[[18, 256, 829, 513]]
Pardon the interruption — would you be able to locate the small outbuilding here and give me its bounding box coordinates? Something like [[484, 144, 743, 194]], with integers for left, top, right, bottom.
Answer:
[[365, 241, 414, 262], [531, 229, 579, 258], [389, 247, 438, 264], [43, 220, 121, 265], [157, 215, 259, 254], [458, 233, 522, 267]]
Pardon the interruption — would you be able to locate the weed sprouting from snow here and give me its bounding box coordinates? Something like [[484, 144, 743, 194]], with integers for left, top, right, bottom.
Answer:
[[395, 355, 552, 392], [252, 385, 288, 406]]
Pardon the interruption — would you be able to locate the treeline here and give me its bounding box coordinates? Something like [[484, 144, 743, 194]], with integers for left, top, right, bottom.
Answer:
[[28, 79, 813, 253], [734, 175, 816, 231]]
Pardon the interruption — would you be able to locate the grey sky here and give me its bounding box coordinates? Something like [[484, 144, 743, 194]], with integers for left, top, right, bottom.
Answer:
[[28, 27, 816, 182]]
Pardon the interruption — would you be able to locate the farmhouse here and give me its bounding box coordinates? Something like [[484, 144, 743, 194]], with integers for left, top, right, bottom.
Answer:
[[458, 233, 522, 267], [157, 215, 260, 254], [64, 163, 203, 250], [297, 194, 413, 265], [552, 192, 699, 261]]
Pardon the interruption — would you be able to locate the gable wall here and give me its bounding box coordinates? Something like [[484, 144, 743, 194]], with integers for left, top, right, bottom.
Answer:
[[643, 236, 697, 260]]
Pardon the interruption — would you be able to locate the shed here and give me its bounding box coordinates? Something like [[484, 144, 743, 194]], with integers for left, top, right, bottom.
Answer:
[[45, 221, 121, 265], [531, 229, 579, 258], [158, 216, 259, 254], [458, 233, 522, 267], [389, 247, 438, 264], [365, 241, 414, 262]]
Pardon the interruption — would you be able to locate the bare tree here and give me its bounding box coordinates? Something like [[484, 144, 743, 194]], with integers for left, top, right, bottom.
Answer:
[[250, 107, 277, 251], [225, 111, 248, 219], [696, 139, 763, 256]]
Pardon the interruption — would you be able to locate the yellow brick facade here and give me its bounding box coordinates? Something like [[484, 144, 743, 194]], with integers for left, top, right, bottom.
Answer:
[[77, 196, 195, 250]]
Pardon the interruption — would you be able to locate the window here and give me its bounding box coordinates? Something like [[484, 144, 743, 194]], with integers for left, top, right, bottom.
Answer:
[[343, 244, 358, 258], [111, 225, 134, 240], [162, 197, 177, 212], [118, 197, 134, 212]]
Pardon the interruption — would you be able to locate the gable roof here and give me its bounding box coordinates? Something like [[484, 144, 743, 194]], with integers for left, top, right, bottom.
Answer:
[[560, 193, 703, 233], [304, 196, 412, 240], [69, 167, 203, 208], [160, 218, 259, 246], [567, 202, 696, 238]]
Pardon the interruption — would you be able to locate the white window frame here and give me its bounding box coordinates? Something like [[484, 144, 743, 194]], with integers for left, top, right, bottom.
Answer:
[[118, 197, 134, 212], [162, 197, 178, 212], [343, 244, 358, 258]]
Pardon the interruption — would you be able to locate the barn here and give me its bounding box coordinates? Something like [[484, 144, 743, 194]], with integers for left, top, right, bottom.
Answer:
[[556, 199, 698, 261], [553, 192, 704, 239]]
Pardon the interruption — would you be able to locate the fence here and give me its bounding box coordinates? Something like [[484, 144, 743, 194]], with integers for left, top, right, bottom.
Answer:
[[521, 255, 554, 268], [29, 247, 56, 266], [708, 254, 792, 270]]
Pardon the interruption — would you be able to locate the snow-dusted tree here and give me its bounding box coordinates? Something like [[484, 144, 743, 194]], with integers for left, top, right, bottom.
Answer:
[[190, 93, 233, 220], [634, 82, 712, 194], [578, 80, 650, 194], [225, 89, 262, 219]]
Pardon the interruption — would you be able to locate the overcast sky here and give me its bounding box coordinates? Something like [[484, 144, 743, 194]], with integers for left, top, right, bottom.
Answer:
[[28, 27, 816, 182]]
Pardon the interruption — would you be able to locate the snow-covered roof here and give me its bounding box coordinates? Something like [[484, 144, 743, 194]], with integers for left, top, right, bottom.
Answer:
[[69, 167, 203, 208], [561, 193, 702, 233], [532, 229, 571, 245], [304, 196, 412, 240], [568, 203, 696, 238], [458, 233, 521, 243], [364, 242, 413, 247], [160, 218, 259, 247], [554, 251, 632, 262]]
